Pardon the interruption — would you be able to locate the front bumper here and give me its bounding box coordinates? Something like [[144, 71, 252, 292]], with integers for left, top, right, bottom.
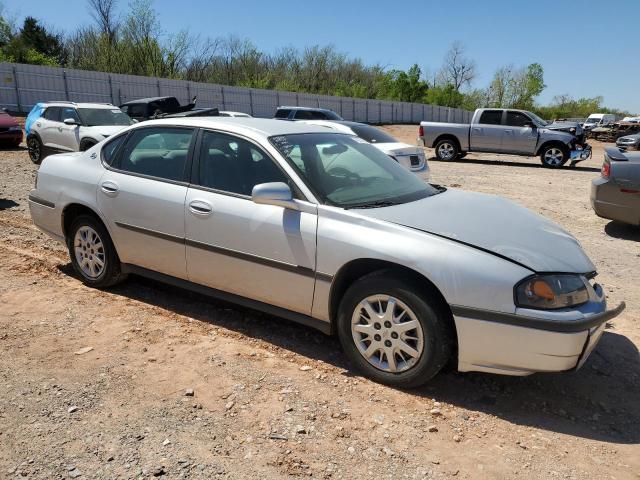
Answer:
[[452, 293, 625, 376], [570, 143, 592, 162]]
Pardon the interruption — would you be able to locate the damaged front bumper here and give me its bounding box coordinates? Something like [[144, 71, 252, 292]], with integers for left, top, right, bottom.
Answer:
[[570, 143, 592, 163]]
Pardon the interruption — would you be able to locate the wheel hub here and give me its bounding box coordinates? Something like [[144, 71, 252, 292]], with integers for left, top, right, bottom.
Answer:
[[438, 143, 455, 160], [73, 226, 106, 278], [351, 295, 425, 373]]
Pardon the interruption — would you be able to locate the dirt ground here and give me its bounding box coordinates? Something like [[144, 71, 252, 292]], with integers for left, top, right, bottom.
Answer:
[[0, 127, 638, 480]]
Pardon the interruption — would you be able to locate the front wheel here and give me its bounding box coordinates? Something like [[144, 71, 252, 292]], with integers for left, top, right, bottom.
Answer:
[[337, 271, 454, 388], [434, 139, 459, 161], [540, 145, 568, 168], [67, 215, 127, 288]]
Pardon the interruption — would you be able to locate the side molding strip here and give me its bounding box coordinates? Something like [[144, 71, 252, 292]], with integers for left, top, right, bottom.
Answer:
[[28, 194, 55, 209]]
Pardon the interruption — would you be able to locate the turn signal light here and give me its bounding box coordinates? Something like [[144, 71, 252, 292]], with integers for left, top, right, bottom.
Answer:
[[601, 161, 610, 178], [418, 125, 424, 137]]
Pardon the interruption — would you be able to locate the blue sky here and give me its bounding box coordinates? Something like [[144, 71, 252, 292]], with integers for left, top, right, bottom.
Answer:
[[6, 0, 639, 113]]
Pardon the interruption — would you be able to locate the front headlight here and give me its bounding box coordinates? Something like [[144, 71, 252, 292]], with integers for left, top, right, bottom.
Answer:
[[515, 274, 590, 310]]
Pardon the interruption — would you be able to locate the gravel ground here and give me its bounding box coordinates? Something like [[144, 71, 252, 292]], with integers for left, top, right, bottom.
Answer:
[[0, 129, 638, 480]]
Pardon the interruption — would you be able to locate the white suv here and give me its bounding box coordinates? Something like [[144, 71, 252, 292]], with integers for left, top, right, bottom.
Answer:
[[27, 102, 134, 164]]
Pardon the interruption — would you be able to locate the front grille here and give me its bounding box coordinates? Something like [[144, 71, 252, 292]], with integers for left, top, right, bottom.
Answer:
[[409, 155, 420, 166]]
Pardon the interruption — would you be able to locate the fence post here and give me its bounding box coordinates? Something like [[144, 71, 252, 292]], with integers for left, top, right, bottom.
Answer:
[[11, 66, 21, 113], [352, 99, 355, 121], [365, 101, 369, 123], [156, 80, 161, 96], [221, 86, 226, 109], [378, 101, 381, 124], [186, 82, 191, 103], [295, 93, 299, 106], [317, 97, 320, 108], [339, 98, 343, 117], [108, 75, 114, 104], [249, 89, 254, 116], [276, 91, 280, 107], [62, 71, 70, 101]]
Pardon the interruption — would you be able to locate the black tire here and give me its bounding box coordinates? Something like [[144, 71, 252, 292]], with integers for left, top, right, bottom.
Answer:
[[540, 144, 568, 168], [457, 152, 467, 159], [80, 139, 97, 152], [337, 270, 454, 388], [67, 214, 127, 288], [434, 138, 459, 161], [27, 135, 45, 164]]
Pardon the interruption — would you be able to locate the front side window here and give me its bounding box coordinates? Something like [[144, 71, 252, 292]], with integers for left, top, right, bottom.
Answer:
[[275, 109, 291, 119], [61, 107, 81, 124], [270, 133, 441, 208], [118, 127, 194, 182], [478, 110, 503, 125], [77, 108, 133, 126], [196, 130, 290, 196], [506, 111, 532, 127]]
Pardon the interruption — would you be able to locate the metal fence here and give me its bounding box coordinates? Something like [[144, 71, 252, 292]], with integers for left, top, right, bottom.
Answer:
[[0, 62, 473, 124]]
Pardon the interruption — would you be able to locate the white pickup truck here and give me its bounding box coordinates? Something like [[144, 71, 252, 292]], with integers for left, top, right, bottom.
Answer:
[[419, 108, 592, 168]]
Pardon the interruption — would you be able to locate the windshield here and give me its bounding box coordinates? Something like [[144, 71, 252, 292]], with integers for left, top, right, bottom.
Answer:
[[585, 117, 600, 124], [350, 124, 398, 144], [528, 112, 549, 126], [269, 133, 440, 208], [77, 108, 134, 127]]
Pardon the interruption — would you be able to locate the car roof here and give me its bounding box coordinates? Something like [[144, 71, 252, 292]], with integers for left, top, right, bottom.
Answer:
[[136, 117, 343, 138], [42, 101, 117, 109], [120, 96, 175, 105], [277, 106, 336, 113]]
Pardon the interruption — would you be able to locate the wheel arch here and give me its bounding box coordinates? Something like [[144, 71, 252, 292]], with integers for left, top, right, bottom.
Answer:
[[432, 134, 461, 150], [328, 258, 457, 344], [61, 202, 113, 244], [536, 139, 569, 157], [79, 137, 98, 151]]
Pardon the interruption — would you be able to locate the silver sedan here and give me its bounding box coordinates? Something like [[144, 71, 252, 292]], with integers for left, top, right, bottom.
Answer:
[[28, 118, 624, 387]]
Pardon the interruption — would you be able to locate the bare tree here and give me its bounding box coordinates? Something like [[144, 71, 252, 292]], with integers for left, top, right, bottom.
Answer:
[[87, 0, 119, 43], [440, 41, 476, 91]]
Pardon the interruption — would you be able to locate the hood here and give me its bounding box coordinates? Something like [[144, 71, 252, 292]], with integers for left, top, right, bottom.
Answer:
[[83, 125, 128, 138], [544, 121, 582, 135], [0, 113, 19, 128], [359, 189, 595, 273]]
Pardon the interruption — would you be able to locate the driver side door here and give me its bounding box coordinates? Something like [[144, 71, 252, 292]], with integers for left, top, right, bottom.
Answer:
[[503, 111, 538, 154]]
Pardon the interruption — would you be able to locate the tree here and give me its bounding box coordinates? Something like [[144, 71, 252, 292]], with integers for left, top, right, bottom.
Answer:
[[19, 17, 66, 64], [87, 0, 119, 43], [439, 42, 476, 91]]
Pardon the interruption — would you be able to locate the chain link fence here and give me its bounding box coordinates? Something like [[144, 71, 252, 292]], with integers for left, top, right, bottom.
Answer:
[[0, 62, 473, 124]]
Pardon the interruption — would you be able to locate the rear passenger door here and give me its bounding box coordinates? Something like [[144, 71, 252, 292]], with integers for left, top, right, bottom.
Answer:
[[470, 110, 505, 152], [97, 126, 195, 279], [39, 107, 63, 150], [184, 129, 318, 315]]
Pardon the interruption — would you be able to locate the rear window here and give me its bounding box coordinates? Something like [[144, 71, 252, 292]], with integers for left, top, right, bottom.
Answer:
[[479, 110, 503, 125], [275, 109, 291, 119], [350, 124, 397, 144]]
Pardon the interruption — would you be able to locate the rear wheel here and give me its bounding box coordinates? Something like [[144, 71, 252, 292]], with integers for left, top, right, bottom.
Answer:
[[67, 214, 127, 288], [27, 136, 45, 164], [337, 271, 454, 388], [434, 139, 459, 161], [540, 145, 568, 168]]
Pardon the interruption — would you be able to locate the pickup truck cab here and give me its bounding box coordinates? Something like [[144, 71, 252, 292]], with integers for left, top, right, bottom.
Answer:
[[420, 108, 591, 168]]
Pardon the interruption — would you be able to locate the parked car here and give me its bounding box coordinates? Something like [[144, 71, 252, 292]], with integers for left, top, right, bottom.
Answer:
[[120, 96, 197, 121], [299, 120, 429, 180], [584, 113, 616, 132], [0, 109, 23, 147], [274, 106, 343, 121], [591, 147, 640, 226], [616, 132, 640, 151], [622, 116, 640, 123], [26, 101, 134, 164], [28, 117, 624, 387], [219, 111, 252, 118], [419, 108, 591, 168]]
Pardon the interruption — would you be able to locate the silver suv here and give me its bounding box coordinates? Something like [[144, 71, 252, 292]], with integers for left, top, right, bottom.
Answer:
[[27, 101, 133, 164], [28, 117, 624, 387]]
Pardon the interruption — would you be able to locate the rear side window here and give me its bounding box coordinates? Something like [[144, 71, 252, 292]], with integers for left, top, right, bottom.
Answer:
[[126, 104, 146, 119], [117, 127, 194, 182], [43, 107, 61, 122], [102, 134, 127, 166], [478, 110, 503, 125], [294, 110, 328, 120], [275, 109, 291, 119], [505, 111, 531, 127]]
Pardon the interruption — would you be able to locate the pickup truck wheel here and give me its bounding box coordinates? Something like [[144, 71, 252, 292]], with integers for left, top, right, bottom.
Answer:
[[67, 215, 127, 288], [337, 271, 453, 388], [540, 145, 568, 168], [27, 136, 45, 164], [435, 139, 459, 161]]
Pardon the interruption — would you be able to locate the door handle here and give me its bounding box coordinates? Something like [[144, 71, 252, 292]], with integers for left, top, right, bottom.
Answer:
[[189, 200, 213, 216], [100, 181, 119, 196]]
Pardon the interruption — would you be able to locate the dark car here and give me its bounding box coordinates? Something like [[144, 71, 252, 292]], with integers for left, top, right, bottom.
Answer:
[[274, 106, 343, 121], [591, 147, 640, 226], [0, 109, 23, 147], [120, 96, 198, 122]]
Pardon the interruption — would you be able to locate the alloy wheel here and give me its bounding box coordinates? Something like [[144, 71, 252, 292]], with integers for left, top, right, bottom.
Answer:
[[437, 142, 455, 160], [544, 147, 564, 166], [351, 294, 424, 373], [28, 138, 40, 162], [73, 226, 106, 278]]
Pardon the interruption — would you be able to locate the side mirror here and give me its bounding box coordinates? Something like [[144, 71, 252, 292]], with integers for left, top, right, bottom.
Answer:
[[251, 182, 299, 211], [63, 118, 78, 126]]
